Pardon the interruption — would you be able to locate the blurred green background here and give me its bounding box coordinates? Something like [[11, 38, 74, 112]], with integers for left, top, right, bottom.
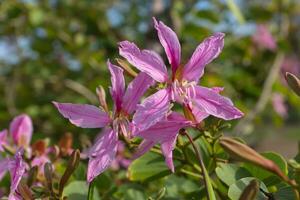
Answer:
[[0, 0, 299, 157]]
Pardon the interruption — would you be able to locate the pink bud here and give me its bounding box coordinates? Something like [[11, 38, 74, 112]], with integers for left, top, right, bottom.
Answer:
[[9, 114, 33, 147]]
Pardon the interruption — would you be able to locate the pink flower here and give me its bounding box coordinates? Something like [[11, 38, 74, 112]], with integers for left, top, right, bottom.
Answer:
[[119, 17, 243, 130], [252, 24, 277, 51], [9, 114, 33, 148], [272, 93, 288, 118], [0, 149, 26, 199], [110, 141, 131, 171], [0, 130, 7, 152], [281, 55, 300, 84], [53, 60, 154, 182], [134, 112, 191, 172]]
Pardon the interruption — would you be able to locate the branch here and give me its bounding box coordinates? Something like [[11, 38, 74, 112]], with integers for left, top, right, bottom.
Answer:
[[64, 79, 98, 104], [233, 52, 285, 136]]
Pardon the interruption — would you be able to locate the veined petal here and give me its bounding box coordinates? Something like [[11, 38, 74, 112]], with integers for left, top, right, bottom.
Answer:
[[135, 112, 191, 142], [31, 155, 50, 169], [133, 89, 171, 131], [0, 158, 9, 180], [182, 33, 225, 82], [122, 72, 154, 114], [9, 114, 33, 147], [211, 87, 224, 93], [133, 140, 156, 159], [194, 86, 243, 120], [153, 17, 181, 73], [53, 102, 111, 128], [107, 60, 125, 111], [134, 112, 190, 171], [119, 41, 168, 82], [87, 128, 118, 182], [9, 149, 26, 195], [190, 105, 209, 123], [0, 129, 7, 152], [161, 135, 177, 172]]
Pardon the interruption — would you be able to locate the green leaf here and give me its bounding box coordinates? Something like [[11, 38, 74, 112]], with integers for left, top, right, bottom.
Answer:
[[63, 181, 100, 200], [196, 136, 214, 171], [29, 8, 44, 25], [274, 185, 298, 200], [164, 175, 199, 198], [216, 163, 252, 186], [127, 152, 180, 182], [202, 162, 217, 200], [113, 183, 146, 200], [228, 177, 269, 200]]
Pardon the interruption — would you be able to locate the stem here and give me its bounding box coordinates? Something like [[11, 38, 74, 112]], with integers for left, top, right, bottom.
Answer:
[[87, 180, 95, 200], [150, 147, 185, 162], [182, 131, 215, 200], [3, 144, 15, 156], [180, 169, 203, 179]]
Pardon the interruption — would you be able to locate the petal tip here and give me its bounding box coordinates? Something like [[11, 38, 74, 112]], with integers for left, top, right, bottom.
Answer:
[[152, 17, 159, 27]]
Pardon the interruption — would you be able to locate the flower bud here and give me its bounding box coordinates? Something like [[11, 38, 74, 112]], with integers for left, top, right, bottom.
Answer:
[[44, 163, 53, 192], [285, 72, 300, 96], [219, 137, 291, 184], [239, 179, 259, 200], [10, 114, 33, 147], [27, 166, 38, 187], [96, 85, 108, 112], [32, 140, 47, 156], [18, 182, 33, 200], [58, 132, 73, 156], [116, 58, 137, 77], [59, 149, 80, 196]]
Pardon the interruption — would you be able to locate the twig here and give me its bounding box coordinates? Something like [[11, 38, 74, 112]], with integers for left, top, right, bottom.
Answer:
[[182, 130, 214, 200], [64, 79, 98, 104], [233, 52, 285, 136]]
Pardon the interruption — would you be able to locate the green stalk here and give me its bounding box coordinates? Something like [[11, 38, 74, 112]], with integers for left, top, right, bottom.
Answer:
[[87, 180, 95, 200], [183, 131, 216, 200]]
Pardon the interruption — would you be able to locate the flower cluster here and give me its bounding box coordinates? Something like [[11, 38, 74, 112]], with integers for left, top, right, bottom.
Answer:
[[0, 114, 75, 199], [53, 18, 243, 183]]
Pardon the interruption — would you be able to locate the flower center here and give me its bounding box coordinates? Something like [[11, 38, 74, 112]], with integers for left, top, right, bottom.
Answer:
[[112, 115, 131, 139], [171, 79, 196, 107]]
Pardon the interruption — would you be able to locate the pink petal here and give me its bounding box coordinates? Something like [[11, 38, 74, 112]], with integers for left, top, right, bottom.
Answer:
[[0, 158, 9, 180], [194, 86, 243, 120], [161, 136, 177, 172], [182, 33, 225, 82], [9, 114, 33, 147], [119, 41, 168, 82], [9, 149, 26, 195], [153, 17, 181, 73], [31, 155, 50, 169], [107, 60, 125, 112], [134, 112, 190, 171], [53, 102, 111, 128], [135, 112, 191, 142], [191, 105, 209, 123], [253, 24, 277, 51], [0, 130, 7, 152], [211, 87, 224, 93], [87, 128, 118, 183], [122, 72, 154, 114], [133, 140, 156, 159], [272, 93, 287, 118], [8, 193, 22, 200], [132, 89, 171, 132]]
